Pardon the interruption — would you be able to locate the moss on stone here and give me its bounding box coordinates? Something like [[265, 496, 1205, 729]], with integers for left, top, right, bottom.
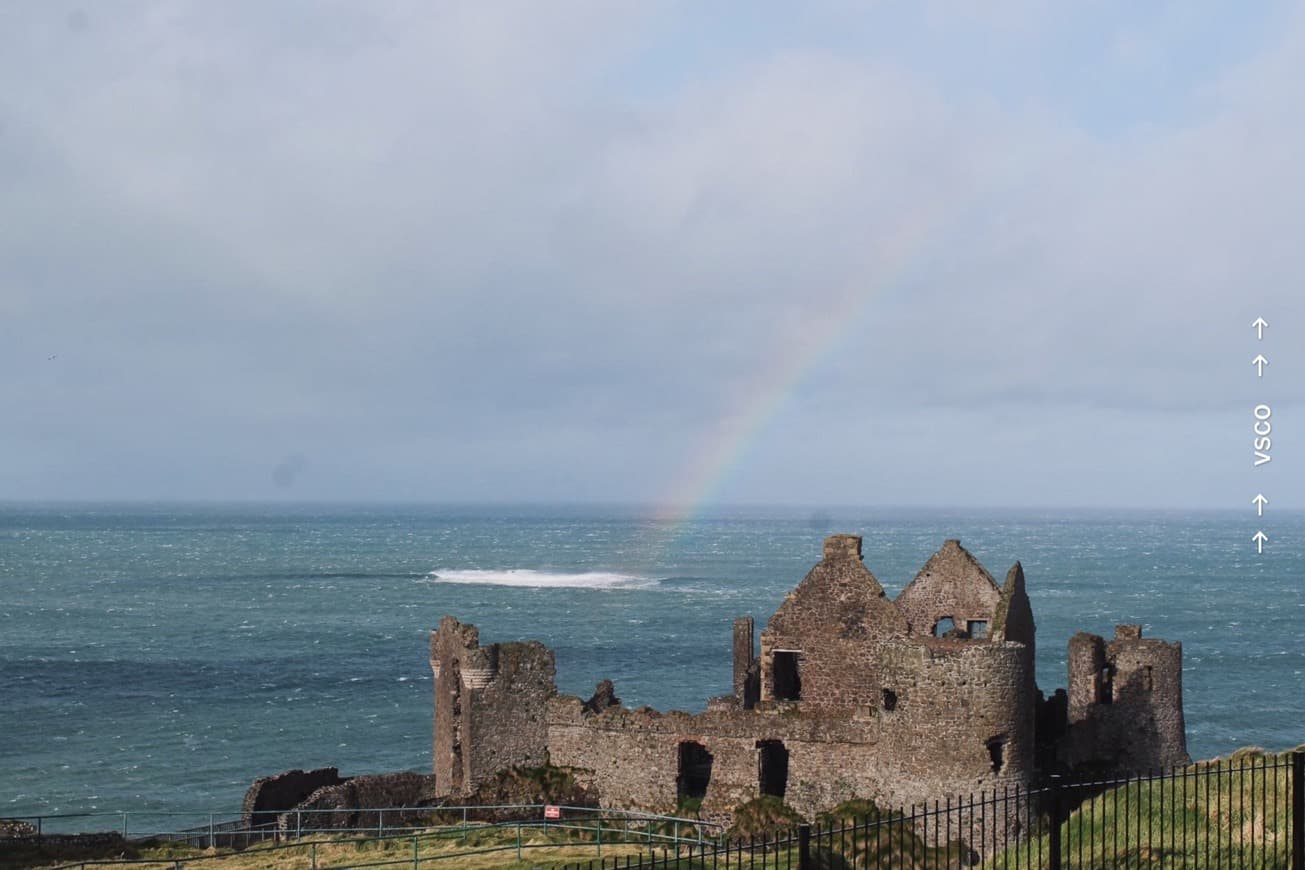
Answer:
[[726, 796, 806, 838], [448, 763, 595, 821]]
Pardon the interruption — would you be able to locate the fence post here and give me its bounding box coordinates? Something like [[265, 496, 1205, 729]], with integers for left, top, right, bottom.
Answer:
[[1293, 752, 1304, 870], [1047, 781, 1064, 870], [208, 813, 214, 850], [413, 834, 419, 869], [311, 841, 317, 870], [797, 824, 811, 870], [379, 808, 385, 838]]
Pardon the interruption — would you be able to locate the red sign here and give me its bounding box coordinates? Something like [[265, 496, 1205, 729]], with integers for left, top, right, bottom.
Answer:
[[544, 805, 562, 820]]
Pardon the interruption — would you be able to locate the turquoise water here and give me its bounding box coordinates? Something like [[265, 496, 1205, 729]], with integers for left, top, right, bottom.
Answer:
[[2, 503, 1302, 823]]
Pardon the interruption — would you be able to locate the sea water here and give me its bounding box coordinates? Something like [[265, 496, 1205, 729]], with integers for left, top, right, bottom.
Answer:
[[1, 503, 1301, 826]]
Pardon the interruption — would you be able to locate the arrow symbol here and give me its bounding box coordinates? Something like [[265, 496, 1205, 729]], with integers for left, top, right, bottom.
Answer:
[[1253, 354, 1268, 377], [1253, 494, 1268, 517], [1253, 530, 1268, 553], [1253, 317, 1268, 340]]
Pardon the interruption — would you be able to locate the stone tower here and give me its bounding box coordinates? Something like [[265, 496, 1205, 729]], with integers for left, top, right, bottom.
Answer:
[[1062, 624, 1188, 775], [429, 616, 556, 796]]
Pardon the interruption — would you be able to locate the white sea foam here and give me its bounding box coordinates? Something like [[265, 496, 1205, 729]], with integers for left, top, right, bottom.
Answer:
[[426, 569, 657, 590]]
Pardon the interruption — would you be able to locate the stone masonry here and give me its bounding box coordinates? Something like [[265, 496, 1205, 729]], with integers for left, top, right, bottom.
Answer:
[[429, 535, 1189, 829]]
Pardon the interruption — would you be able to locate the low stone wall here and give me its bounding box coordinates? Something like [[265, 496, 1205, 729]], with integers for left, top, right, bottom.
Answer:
[[0, 831, 128, 848], [241, 767, 344, 827], [280, 771, 438, 832], [0, 831, 134, 866], [0, 819, 37, 837]]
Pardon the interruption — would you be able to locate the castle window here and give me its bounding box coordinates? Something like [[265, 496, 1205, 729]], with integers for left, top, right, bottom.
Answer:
[[986, 736, 1007, 774], [758, 740, 789, 798], [882, 688, 897, 711], [933, 617, 956, 637], [677, 741, 713, 800], [772, 651, 801, 701], [1143, 665, 1154, 692], [967, 620, 988, 639]]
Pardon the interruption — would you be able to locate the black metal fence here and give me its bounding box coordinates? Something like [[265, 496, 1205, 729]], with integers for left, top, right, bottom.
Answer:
[[560, 750, 1304, 869]]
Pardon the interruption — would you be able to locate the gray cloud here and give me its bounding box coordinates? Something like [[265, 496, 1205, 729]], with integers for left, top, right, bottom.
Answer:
[[1, 2, 1301, 506]]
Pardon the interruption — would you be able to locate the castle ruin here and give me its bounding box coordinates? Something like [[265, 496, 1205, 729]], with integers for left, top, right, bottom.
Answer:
[[429, 535, 1188, 822]]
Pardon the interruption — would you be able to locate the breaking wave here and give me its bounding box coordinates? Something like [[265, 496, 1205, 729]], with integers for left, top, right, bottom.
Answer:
[[425, 569, 658, 590]]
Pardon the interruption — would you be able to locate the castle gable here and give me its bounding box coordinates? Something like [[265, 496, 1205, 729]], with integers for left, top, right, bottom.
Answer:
[[894, 539, 1001, 639], [764, 534, 906, 641], [759, 535, 908, 710]]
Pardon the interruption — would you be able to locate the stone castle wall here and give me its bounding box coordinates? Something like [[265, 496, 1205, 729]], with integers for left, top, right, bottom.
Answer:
[[759, 534, 907, 711], [428, 534, 1188, 833], [241, 767, 343, 826], [543, 636, 1036, 820]]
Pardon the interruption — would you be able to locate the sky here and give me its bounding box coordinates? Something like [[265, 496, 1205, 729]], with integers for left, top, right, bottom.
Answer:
[[1, 1, 1302, 510]]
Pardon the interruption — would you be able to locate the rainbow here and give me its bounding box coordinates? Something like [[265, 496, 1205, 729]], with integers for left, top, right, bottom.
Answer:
[[651, 196, 966, 535]]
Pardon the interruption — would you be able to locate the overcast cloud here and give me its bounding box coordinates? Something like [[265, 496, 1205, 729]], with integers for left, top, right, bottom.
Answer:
[[1, 1, 1301, 507]]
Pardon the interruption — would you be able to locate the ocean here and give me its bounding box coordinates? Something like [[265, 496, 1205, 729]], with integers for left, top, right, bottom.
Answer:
[[1, 503, 1301, 827]]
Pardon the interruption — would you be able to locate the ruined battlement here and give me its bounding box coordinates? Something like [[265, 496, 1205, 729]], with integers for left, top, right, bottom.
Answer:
[[430, 615, 554, 797], [430, 534, 1188, 823], [1061, 623, 1187, 775]]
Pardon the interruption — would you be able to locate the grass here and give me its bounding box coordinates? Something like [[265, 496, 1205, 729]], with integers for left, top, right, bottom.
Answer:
[[984, 747, 1298, 869], [5, 822, 654, 870]]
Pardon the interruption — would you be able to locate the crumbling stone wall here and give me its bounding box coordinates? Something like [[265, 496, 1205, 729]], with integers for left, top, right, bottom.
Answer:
[[547, 635, 1036, 822], [894, 539, 1002, 638], [241, 767, 343, 827], [284, 771, 437, 832], [546, 696, 892, 819], [0, 831, 131, 855], [430, 616, 555, 797], [760, 535, 907, 711], [1061, 625, 1188, 775], [991, 562, 1036, 662], [0, 819, 37, 837], [424, 533, 1186, 848]]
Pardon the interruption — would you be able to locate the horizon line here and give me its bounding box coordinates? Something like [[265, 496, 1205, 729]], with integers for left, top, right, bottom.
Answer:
[[0, 497, 1299, 514]]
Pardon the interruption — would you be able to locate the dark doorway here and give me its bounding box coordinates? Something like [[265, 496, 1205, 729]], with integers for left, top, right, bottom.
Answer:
[[677, 741, 713, 800], [772, 651, 801, 701], [758, 740, 789, 798]]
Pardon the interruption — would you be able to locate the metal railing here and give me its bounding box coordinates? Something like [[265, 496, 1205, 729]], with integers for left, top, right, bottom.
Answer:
[[564, 751, 1305, 869], [1, 805, 721, 869], [9, 753, 1305, 869]]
